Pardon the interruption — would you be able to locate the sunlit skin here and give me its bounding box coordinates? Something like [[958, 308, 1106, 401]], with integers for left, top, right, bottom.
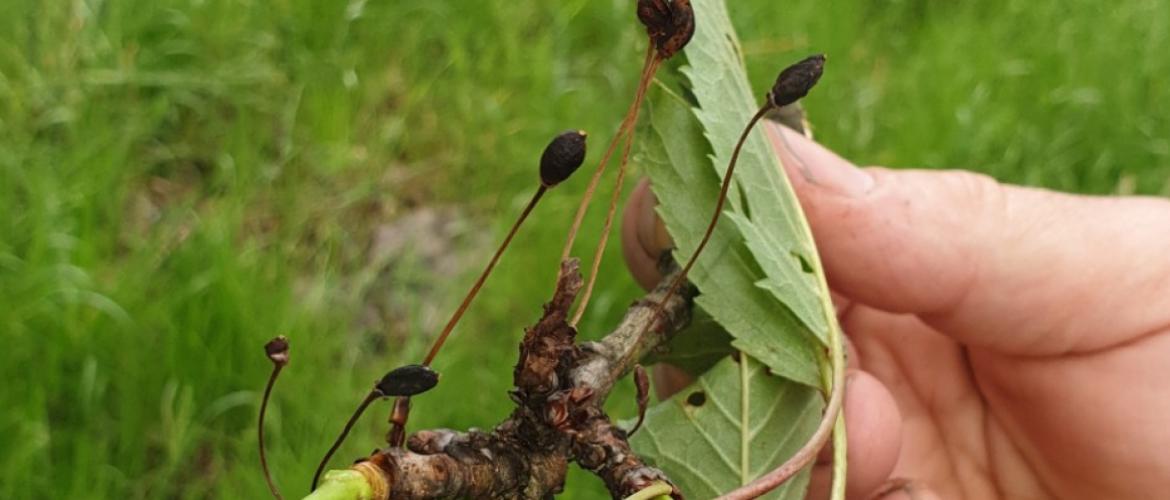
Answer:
[[621, 121, 1170, 499]]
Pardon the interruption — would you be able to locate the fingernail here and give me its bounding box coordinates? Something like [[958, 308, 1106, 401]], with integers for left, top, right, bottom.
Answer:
[[637, 183, 673, 256], [766, 122, 874, 197], [636, 181, 673, 256], [652, 214, 673, 253]]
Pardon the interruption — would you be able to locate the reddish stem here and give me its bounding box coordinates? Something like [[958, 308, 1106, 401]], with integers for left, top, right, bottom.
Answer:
[[632, 102, 845, 497], [643, 105, 771, 335], [559, 46, 659, 265], [311, 391, 380, 491], [570, 57, 661, 326], [422, 184, 547, 366], [258, 364, 284, 500]]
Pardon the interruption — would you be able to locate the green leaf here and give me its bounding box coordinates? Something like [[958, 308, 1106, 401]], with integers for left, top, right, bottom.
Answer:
[[637, 82, 820, 386], [630, 355, 822, 499], [681, 0, 830, 345], [632, 0, 849, 496]]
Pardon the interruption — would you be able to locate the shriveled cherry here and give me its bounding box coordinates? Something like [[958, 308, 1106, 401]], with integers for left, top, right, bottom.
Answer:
[[376, 364, 440, 397], [768, 54, 826, 108], [540, 130, 588, 188]]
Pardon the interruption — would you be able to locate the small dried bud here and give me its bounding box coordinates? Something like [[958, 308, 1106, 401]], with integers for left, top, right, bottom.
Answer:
[[264, 336, 289, 366], [637, 0, 695, 59], [637, 0, 670, 29], [539, 130, 588, 187], [376, 364, 439, 397], [767, 54, 826, 108], [634, 365, 650, 407], [547, 398, 570, 429]]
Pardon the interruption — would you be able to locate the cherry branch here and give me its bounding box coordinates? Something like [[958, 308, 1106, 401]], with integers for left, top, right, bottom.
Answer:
[[308, 257, 695, 499]]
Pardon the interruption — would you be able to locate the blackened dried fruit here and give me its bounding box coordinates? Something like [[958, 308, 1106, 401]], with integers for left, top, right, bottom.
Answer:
[[637, 0, 670, 29], [539, 130, 588, 187], [420, 129, 578, 374], [313, 365, 436, 489], [258, 336, 289, 499], [662, 0, 696, 58], [767, 54, 826, 108], [637, 0, 695, 59], [376, 364, 440, 397], [563, 0, 692, 328], [264, 335, 289, 366]]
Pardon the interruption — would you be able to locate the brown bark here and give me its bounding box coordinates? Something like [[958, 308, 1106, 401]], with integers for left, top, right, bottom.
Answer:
[[353, 257, 695, 499]]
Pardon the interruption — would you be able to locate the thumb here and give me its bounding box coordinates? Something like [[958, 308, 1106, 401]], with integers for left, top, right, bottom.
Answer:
[[766, 122, 1170, 355]]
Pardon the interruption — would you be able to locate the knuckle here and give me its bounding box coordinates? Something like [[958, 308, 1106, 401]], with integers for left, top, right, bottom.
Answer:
[[947, 170, 1004, 210], [942, 170, 1010, 236]]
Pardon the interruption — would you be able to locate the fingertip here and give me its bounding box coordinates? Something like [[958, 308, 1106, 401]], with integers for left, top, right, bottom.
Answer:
[[635, 179, 673, 259], [764, 121, 982, 320], [843, 371, 902, 496], [622, 178, 664, 290], [650, 363, 693, 401], [763, 125, 1170, 352], [766, 122, 874, 199], [832, 290, 855, 320], [843, 333, 861, 372], [806, 370, 902, 499]]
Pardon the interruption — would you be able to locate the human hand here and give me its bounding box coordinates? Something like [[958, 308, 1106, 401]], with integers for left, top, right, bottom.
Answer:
[[620, 121, 1170, 499]]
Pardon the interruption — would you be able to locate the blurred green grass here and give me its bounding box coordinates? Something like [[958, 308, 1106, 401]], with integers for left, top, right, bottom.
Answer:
[[0, 0, 1166, 498]]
